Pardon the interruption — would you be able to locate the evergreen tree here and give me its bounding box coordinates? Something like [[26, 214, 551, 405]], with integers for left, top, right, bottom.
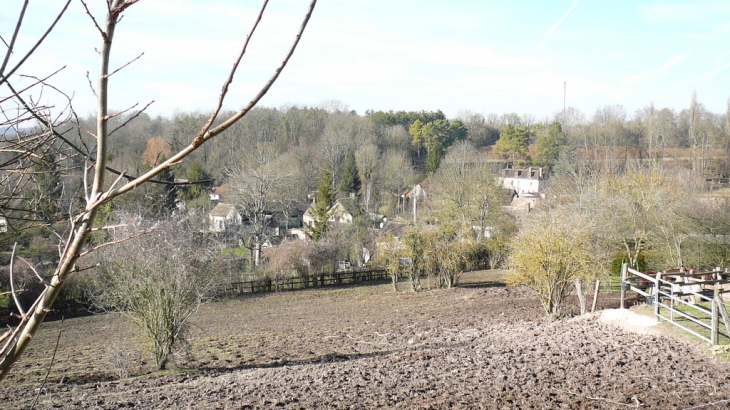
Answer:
[[141, 157, 178, 216], [494, 125, 530, 165], [338, 150, 361, 196], [311, 168, 335, 241], [409, 119, 425, 157], [158, 165, 178, 213], [179, 159, 212, 201], [425, 141, 444, 174], [533, 121, 567, 169]]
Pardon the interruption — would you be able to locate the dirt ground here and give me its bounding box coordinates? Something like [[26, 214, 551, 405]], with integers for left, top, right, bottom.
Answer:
[[2, 270, 730, 409]]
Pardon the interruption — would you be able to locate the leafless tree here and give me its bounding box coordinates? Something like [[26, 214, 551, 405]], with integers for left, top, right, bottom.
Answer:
[[227, 142, 294, 267], [88, 215, 220, 370], [355, 142, 379, 212], [0, 0, 317, 381]]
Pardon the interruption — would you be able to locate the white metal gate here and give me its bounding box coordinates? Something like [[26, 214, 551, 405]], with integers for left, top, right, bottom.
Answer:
[[619, 263, 730, 345]]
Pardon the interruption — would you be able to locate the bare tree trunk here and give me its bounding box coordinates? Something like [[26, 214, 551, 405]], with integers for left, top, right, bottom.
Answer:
[[254, 242, 261, 267]]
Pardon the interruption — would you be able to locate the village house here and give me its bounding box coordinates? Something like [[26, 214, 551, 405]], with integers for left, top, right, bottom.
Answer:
[[208, 203, 242, 232], [327, 198, 361, 224], [500, 167, 545, 197], [400, 181, 429, 222]]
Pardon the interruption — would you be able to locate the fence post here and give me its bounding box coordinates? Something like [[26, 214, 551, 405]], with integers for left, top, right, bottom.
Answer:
[[591, 279, 600, 313], [654, 271, 661, 320], [620, 262, 628, 309], [711, 286, 720, 345]]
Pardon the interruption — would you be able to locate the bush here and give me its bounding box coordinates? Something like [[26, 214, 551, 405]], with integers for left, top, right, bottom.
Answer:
[[89, 215, 220, 370]]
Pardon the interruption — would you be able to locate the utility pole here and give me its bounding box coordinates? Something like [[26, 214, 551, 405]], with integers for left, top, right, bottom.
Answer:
[[563, 80, 567, 126]]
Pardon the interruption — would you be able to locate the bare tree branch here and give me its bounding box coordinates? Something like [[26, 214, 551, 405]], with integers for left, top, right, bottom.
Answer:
[[9, 243, 26, 319], [198, 0, 270, 138], [30, 317, 63, 410], [85, 71, 97, 98], [0, 1, 29, 81], [105, 52, 144, 79], [0, 0, 72, 88], [0, 66, 66, 105], [194, 0, 317, 147], [105, 103, 139, 121], [17, 256, 49, 287], [79, 0, 108, 42], [108, 100, 154, 136]]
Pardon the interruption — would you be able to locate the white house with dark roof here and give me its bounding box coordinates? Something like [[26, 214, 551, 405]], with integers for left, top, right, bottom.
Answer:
[[500, 167, 545, 197]]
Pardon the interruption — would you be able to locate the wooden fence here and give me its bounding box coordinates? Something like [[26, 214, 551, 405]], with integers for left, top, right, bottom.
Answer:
[[1, 268, 389, 325], [215, 268, 389, 297], [621, 264, 730, 345], [0, 299, 91, 327]]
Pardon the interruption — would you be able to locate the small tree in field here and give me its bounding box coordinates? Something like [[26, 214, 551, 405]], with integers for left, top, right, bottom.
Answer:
[[373, 233, 405, 291], [267, 239, 314, 288], [506, 207, 593, 316], [90, 216, 220, 370], [421, 226, 474, 289], [403, 229, 425, 292]]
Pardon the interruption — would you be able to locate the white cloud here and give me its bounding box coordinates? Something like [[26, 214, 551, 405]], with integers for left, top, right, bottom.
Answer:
[[640, 0, 730, 22], [624, 54, 690, 84], [675, 62, 730, 86], [535, 0, 580, 58]]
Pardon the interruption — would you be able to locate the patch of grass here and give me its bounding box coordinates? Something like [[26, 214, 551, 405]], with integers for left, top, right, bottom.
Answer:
[[653, 299, 730, 346], [220, 246, 249, 257], [699, 187, 730, 198]]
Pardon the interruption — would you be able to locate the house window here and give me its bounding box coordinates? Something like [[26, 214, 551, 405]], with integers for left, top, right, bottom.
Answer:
[[218, 220, 224, 230], [517, 171, 522, 176]]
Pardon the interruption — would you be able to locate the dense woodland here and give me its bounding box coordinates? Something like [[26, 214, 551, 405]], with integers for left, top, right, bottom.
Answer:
[[13, 93, 727, 216]]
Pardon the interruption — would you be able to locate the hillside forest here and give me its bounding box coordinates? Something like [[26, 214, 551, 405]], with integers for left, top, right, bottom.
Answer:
[[4, 95, 730, 273]]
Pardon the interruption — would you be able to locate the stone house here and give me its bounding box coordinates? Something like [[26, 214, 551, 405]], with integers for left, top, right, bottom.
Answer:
[[208, 203, 242, 232]]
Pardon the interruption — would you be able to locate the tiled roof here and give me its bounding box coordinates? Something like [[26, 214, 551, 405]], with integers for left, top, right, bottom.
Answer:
[[209, 203, 235, 217]]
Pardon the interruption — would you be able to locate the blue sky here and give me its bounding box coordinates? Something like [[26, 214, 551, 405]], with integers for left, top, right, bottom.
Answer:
[[5, 0, 730, 120]]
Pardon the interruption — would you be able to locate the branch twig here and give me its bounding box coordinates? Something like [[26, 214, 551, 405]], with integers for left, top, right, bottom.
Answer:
[[0, 0, 72, 88], [78, 228, 154, 257], [197, 0, 270, 138], [30, 317, 64, 410], [79, 0, 108, 42], [17, 256, 49, 286], [105, 52, 143, 79], [9, 243, 26, 319]]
